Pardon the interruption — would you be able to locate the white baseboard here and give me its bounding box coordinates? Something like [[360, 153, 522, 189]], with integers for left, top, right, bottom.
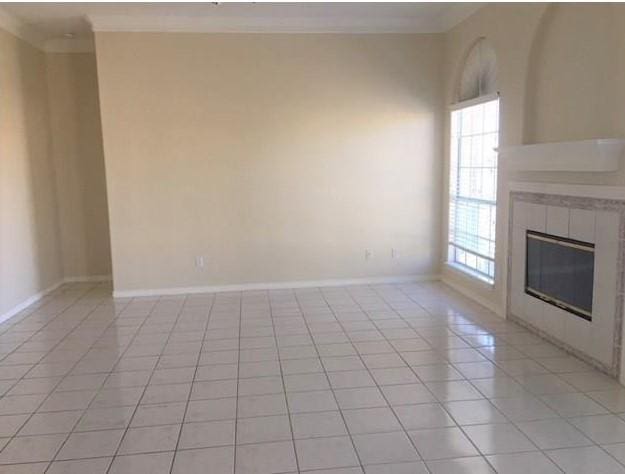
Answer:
[[0, 279, 64, 325], [64, 275, 112, 283], [0, 274, 112, 325], [441, 275, 504, 317], [2, 274, 440, 324], [113, 274, 440, 298]]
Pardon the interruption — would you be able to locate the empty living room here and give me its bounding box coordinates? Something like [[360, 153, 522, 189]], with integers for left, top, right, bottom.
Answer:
[[3, 1, 625, 472]]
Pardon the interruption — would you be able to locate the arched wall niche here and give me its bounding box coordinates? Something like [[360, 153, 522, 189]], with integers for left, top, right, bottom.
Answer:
[[523, 3, 620, 144]]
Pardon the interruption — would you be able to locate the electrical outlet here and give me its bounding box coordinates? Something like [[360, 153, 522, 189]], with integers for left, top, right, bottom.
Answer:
[[195, 256, 205, 268]]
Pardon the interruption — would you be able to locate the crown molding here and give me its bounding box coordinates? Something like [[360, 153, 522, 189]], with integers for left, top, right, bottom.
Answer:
[[88, 11, 474, 35], [0, 7, 93, 53], [0, 7, 45, 49], [0, 4, 486, 50], [437, 3, 485, 31]]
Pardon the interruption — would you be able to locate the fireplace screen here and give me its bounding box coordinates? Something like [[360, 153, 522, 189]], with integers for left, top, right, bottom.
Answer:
[[525, 230, 595, 321]]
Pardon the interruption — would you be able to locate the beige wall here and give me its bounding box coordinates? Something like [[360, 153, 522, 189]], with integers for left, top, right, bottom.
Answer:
[[523, 3, 625, 185], [95, 33, 444, 293], [442, 3, 625, 314], [6, 3, 620, 312], [46, 52, 112, 279], [526, 3, 622, 145], [1, 28, 110, 317], [0, 29, 63, 316]]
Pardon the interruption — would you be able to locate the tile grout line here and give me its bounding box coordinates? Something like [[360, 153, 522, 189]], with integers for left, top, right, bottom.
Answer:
[[267, 291, 302, 473], [96, 294, 188, 473], [333, 284, 437, 472], [292, 287, 367, 473], [47, 292, 161, 472], [167, 292, 215, 474], [228, 292, 243, 474], [375, 283, 499, 471], [0, 283, 119, 408], [0, 283, 130, 471], [390, 283, 552, 471]]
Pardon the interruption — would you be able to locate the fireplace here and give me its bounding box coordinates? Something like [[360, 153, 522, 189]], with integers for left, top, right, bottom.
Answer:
[[525, 230, 595, 321], [507, 186, 625, 378]]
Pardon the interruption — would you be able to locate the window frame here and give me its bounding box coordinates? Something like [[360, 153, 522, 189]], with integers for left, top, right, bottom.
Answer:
[[447, 92, 500, 285]]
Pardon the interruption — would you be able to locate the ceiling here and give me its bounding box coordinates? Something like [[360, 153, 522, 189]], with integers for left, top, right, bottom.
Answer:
[[0, 2, 483, 41]]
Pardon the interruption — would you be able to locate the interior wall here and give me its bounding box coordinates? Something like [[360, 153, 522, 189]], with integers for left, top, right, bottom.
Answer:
[[3, 3, 622, 316], [442, 3, 625, 315], [525, 3, 618, 144], [523, 3, 625, 186], [0, 28, 64, 317], [46, 52, 112, 279], [94, 32, 444, 293]]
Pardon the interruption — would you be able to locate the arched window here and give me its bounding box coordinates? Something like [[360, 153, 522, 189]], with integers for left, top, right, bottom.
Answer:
[[448, 39, 499, 283], [458, 39, 498, 102]]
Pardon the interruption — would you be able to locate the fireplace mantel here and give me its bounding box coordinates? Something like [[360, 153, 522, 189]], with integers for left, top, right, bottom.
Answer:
[[499, 139, 625, 172], [508, 181, 625, 201]]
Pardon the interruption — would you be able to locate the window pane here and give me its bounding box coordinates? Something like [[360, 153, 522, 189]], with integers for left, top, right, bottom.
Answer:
[[483, 133, 498, 168], [448, 98, 499, 283]]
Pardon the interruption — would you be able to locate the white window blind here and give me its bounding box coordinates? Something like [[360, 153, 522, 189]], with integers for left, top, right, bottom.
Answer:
[[448, 97, 499, 283]]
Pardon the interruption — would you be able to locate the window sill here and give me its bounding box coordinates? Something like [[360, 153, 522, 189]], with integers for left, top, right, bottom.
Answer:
[[444, 262, 495, 287]]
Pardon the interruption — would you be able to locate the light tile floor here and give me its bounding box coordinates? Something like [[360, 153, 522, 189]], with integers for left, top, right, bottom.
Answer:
[[1, 281, 625, 473]]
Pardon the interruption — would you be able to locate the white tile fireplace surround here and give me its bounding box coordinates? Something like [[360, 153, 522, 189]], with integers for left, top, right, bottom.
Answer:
[[508, 183, 625, 379]]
